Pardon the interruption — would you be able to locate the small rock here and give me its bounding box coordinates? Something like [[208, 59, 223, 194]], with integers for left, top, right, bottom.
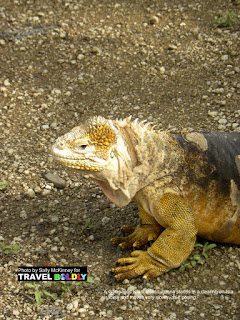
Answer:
[[42, 124, 49, 130], [51, 215, 59, 223], [59, 30, 67, 38], [168, 44, 178, 50], [218, 118, 227, 124], [25, 189, 35, 198], [41, 172, 66, 188], [51, 246, 58, 252], [208, 111, 218, 117], [67, 302, 74, 310], [12, 310, 20, 316], [4, 79, 10, 86], [41, 189, 51, 196], [72, 300, 78, 309], [212, 88, 224, 94], [149, 16, 159, 25], [91, 47, 101, 54], [77, 54, 85, 60], [20, 210, 28, 220], [101, 216, 111, 224], [159, 66, 165, 74], [221, 55, 228, 61]]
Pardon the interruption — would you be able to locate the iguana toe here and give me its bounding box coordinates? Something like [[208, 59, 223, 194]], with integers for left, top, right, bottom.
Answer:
[[111, 223, 162, 250], [120, 225, 135, 235], [111, 250, 167, 281]]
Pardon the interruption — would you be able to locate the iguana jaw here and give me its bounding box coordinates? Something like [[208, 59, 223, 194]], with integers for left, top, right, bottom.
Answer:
[[52, 139, 107, 172]]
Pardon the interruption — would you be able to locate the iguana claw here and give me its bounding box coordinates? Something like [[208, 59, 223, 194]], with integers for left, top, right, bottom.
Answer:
[[111, 250, 166, 281], [111, 223, 162, 250]]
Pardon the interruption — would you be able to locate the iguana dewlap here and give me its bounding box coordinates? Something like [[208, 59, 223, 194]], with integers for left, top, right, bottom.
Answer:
[[52, 116, 240, 281]]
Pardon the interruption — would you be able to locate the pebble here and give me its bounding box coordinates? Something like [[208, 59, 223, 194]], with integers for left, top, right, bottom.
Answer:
[[51, 215, 59, 223], [72, 300, 79, 309], [59, 30, 67, 38], [77, 54, 85, 60], [149, 16, 159, 25], [101, 216, 111, 224], [159, 66, 165, 74], [168, 44, 178, 50], [41, 172, 66, 188], [20, 210, 28, 220], [208, 111, 218, 117], [91, 47, 101, 54], [25, 189, 35, 198], [4, 79, 11, 86], [218, 118, 227, 124], [41, 189, 51, 196], [212, 88, 224, 94], [221, 54, 228, 61], [42, 124, 49, 130], [12, 310, 20, 316]]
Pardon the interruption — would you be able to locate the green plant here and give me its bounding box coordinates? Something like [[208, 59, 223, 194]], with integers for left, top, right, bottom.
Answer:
[[82, 218, 97, 231], [213, 11, 238, 28], [25, 276, 95, 304], [179, 241, 217, 272], [57, 276, 95, 297], [0, 241, 20, 255], [25, 283, 58, 305], [0, 180, 7, 190]]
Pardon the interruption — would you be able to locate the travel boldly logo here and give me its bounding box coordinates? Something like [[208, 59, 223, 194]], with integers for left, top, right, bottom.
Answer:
[[17, 266, 87, 281]]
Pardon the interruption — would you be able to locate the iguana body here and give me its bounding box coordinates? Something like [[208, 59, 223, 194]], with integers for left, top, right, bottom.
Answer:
[[52, 116, 240, 281]]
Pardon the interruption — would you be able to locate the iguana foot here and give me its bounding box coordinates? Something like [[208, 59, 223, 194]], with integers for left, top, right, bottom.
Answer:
[[111, 250, 167, 281], [111, 223, 163, 250]]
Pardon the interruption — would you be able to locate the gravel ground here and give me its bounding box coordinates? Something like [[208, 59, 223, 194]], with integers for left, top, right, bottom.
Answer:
[[0, 0, 240, 319]]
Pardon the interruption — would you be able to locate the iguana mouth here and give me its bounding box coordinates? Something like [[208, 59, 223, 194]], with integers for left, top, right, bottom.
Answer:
[[52, 154, 104, 171]]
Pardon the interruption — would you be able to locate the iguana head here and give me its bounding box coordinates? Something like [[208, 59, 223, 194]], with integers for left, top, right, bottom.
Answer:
[[52, 116, 134, 206], [52, 116, 118, 172]]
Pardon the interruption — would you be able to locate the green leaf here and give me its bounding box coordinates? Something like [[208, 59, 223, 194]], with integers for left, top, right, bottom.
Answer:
[[0, 180, 7, 190], [190, 260, 197, 267], [205, 243, 217, 251], [25, 283, 36, 288], [87, 276, 95, 283], [194, 243, 203, 248], [193, 254, 201, 261], [178, 265, 186, 272], [43, 290, 58, 300], [35, 290, 43, 305], [12, 244, 20, 250], [202, 252, 208, 259], [3, 245, 12, 249]]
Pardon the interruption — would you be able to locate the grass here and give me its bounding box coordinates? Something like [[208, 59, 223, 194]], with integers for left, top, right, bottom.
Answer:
[[25, 276, 95, 305], [213, 11, 238, 28], [0, 241, 20, 255], [178, 241, 217, 272]]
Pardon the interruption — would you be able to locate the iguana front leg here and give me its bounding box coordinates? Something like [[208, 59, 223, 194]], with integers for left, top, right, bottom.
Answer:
[[111, 205, 163, 249], [111, 194, 198, 281]]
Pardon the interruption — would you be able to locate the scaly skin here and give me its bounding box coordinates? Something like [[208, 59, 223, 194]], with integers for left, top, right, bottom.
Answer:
[[111, 194, 197, 281], [52, 116, 240, 281]]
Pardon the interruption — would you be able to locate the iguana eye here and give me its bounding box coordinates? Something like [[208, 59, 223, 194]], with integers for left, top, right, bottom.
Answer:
[[79, 145, 87, 150]]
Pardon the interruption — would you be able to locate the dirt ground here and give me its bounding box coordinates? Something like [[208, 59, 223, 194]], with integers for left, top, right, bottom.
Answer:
[[0, 0, 240, 319]]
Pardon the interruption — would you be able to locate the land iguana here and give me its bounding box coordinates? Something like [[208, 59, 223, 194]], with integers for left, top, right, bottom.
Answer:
[[52, 116, 240, 281]]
